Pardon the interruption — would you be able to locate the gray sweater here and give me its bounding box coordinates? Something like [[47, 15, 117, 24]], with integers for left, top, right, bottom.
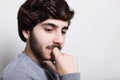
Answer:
[[0, 52, 80, 80]]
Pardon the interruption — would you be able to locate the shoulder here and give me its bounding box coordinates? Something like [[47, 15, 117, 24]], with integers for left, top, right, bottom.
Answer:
[[1, 52, 29, 74], [0, 52, 47, 80], [0, 53, 33, 80], [0, 71, 33, 80]]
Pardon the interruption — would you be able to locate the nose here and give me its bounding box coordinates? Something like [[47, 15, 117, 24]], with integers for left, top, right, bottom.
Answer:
[[53, 32, 64, 45]]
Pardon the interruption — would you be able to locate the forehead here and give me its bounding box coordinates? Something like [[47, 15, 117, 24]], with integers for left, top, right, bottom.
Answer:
[[41, 19, 69, 28]]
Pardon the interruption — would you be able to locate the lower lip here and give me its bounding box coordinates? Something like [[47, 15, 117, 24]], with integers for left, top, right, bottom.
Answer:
[[46, 47, 54, 50], [46, 48, 53, 53]]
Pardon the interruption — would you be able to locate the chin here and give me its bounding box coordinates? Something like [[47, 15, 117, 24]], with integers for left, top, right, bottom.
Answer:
[[43, 50, 53, 60], [44, 54, 52, 60]]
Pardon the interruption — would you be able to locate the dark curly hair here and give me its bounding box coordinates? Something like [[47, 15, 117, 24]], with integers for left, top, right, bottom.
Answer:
[[17, 0, 74, 42]]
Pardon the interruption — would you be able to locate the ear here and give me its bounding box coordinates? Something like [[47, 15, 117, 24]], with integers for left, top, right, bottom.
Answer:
[[22, 30, 30, 39]]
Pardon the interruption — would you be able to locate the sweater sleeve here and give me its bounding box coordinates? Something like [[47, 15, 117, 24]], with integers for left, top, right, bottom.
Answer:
[[59, 73, 80, 80]]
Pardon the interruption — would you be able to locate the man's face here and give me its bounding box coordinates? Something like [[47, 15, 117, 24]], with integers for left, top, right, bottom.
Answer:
[[29, 19, 69, 61]]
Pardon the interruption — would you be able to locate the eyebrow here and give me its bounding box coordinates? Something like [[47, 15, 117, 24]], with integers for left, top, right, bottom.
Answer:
[[41, 23, 69, 30]]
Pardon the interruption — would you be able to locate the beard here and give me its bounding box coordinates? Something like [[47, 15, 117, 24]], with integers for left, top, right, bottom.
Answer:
[[29, 31, 62, 61]]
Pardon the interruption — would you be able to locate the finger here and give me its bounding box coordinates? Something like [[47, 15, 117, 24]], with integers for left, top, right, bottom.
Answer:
[[52, 48, 62, 61]]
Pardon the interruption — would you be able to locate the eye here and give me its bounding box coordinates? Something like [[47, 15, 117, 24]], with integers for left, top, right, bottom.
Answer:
[[62, 30, 67, 35], [42, 23, 56, 33], [45, 28, 53, 33]]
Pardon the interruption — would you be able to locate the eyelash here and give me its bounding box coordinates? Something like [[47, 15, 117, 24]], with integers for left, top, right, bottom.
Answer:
[[44, 28, 67, 35], [62, 31, 67, 35], [45, 28, 53, 32]]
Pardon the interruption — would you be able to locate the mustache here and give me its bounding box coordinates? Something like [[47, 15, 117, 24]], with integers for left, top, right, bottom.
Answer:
[[46, 44, 62, 50]]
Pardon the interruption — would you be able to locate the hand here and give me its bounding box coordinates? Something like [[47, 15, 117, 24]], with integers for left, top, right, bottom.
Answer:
[[44, 48, 78, 76]]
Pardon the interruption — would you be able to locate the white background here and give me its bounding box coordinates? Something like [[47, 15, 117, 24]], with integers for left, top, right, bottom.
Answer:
[[0, 0, 120, 80]]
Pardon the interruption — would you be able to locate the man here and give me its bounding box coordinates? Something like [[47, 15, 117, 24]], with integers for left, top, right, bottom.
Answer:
[[0, 0, 80, 80]]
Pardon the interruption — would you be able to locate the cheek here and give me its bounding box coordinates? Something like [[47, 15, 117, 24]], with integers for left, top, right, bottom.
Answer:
[[34, 30, 52, 44], [36, 34, 53, 47]]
